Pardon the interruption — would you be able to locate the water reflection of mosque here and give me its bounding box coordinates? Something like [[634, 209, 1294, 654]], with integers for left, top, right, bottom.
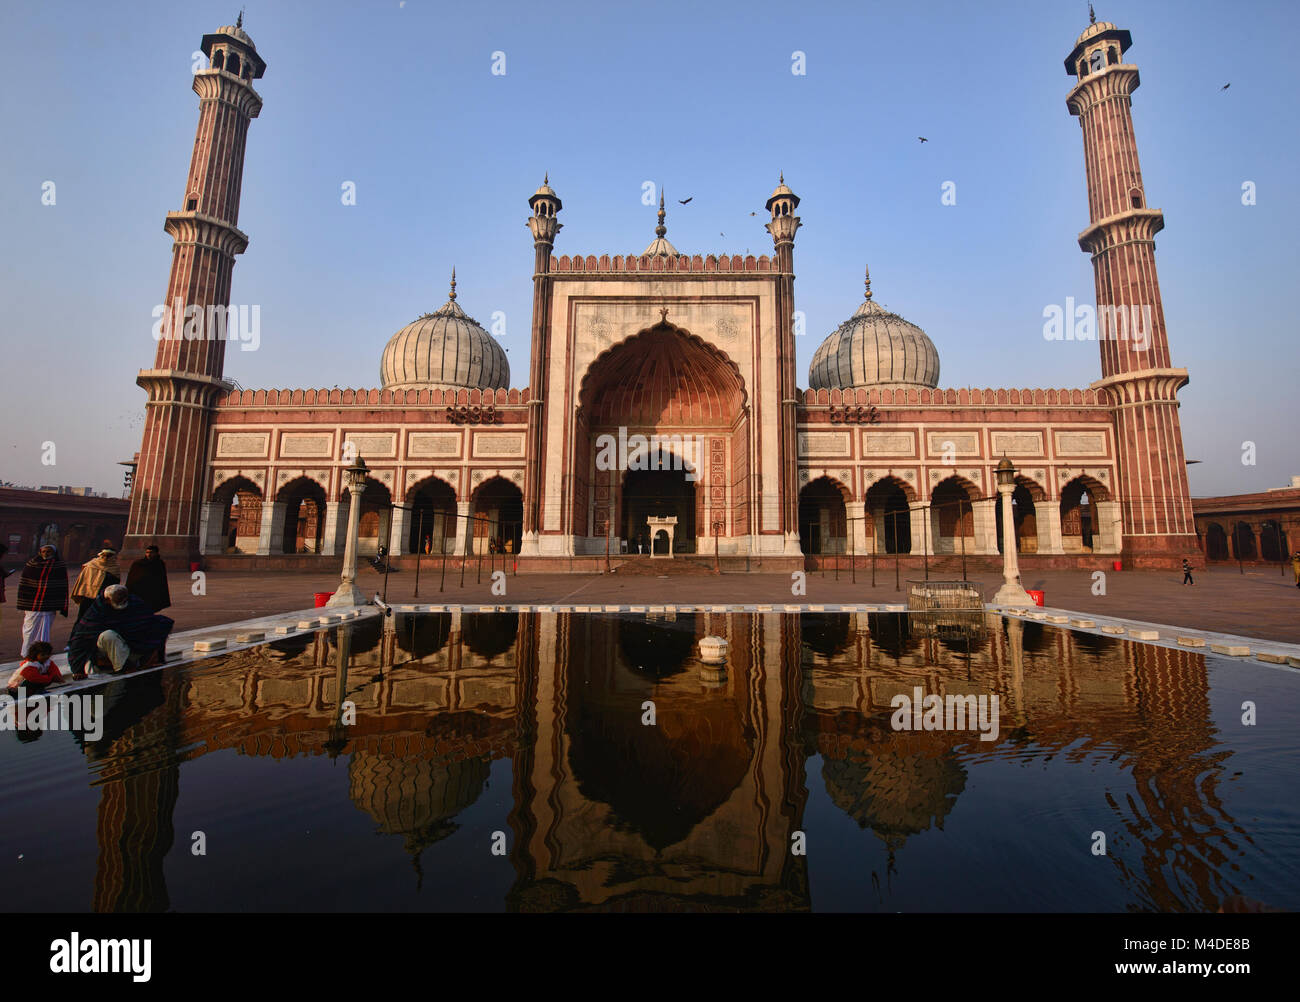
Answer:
[[84, 608, 1238, 912]]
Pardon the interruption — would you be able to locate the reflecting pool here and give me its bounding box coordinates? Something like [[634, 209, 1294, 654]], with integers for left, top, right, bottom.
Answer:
[[2, 611, 1297, 912]]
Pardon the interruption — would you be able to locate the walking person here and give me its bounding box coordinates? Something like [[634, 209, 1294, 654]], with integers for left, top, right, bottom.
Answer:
[[16, 544, 69, 656], [1182, 557, 1194, 586], [125, 544, 171, 613], [70, 548, 121, 623]]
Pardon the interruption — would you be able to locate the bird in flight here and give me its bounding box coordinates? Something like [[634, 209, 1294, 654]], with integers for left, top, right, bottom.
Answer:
[[1221, 82, 1230, 90], [678, 197, 693, 204], [918, 136, 928, 143]]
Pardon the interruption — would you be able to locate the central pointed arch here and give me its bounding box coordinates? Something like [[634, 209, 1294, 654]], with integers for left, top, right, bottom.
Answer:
[[577, 320, 749, 425], [576, 320, 751, 554]]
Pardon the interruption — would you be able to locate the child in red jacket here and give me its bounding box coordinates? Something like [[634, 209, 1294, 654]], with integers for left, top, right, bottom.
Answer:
[[6, 641, 64, 697]]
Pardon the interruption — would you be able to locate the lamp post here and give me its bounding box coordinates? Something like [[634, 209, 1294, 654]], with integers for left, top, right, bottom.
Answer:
[[326, 456, 369, 608], [992, 457, 1035, 608]]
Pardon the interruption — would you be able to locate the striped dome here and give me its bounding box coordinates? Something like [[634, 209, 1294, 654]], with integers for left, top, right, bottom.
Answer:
[[380, 272, 509, 391], [808, 269, 939, 391]]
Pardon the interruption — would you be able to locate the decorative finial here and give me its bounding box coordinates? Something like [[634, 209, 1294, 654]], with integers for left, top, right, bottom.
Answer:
[[237, 7, 244, 28], [1088, 3, 1096, 24], [660, 306, 669, 322], [864, 265, 872, 300], [655, 190, 667, 238], [543, 171, 549, 185], [449, 267, 457, 301], [779, 171, 784, 185]]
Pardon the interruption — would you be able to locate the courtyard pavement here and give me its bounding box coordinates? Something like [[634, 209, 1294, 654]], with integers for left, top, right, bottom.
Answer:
[[2, 561, 1297, 662]]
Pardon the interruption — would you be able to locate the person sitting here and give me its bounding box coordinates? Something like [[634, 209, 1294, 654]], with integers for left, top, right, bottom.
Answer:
[[6, 641, 64, 697], [66, 584, 173, 678]]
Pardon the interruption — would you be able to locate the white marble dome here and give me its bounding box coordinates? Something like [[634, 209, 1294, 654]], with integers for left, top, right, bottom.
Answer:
[[380, 273, 509, 391], [808, 269, 940, 391]]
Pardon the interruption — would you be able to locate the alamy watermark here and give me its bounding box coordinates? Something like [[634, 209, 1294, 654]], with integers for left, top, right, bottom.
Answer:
[[1043, 298, 1152, 350], [594, 427, 701, 482], [890, 686, 1000, 742], [151, 299, 261, 351], [2, 691, 104, 741]]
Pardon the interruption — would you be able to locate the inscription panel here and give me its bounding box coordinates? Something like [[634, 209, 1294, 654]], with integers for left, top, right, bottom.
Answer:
[[344, 433, 397, 458], [860, 430, 917, 457], [472, 433, 525, 458], [279, 434, 333, 459], [1054, 431, 1108, 457], [798, 431, 852, 458], [926, 431, 980, 457], [990, 431, 1045, 457], [408, 432, 462, 458], [215, 432, 269, 458]]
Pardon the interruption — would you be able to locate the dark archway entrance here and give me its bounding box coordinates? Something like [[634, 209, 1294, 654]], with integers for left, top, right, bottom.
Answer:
[[1060, 478, 1101, 552], [1204, 522, 1229, 561], [866, 478, 911, 554], [279, 477, 326, 554], [623, 469, 695, 554], [212, 476, 263, 553], [1260, 520, 1286, 563], [471, 478, 523, 555], [799, 478, 848, 555], [1232, 522, 1257, 561], [408, 478, 457, 555]]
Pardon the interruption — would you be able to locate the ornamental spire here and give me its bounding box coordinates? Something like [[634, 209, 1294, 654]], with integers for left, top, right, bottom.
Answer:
[[1088, 3, 1096, 24], [655, 190, 667, 238], [864, 264, 872, 300], [449, 267, 457, 301]]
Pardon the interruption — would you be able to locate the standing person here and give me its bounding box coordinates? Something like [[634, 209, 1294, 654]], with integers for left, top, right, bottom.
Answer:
[[125, 544, 171, 613], [16, 544, 69, 656], [70, 548, 121, 623], [1292, 551, 1300, 590], [1182, 558, 1194, 586]]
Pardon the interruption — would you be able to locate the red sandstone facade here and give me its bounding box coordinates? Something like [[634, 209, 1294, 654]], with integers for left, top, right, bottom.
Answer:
[[128, 16, 1198, 570]]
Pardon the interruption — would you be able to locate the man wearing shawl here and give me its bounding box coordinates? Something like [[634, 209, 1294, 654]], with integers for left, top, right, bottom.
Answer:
[[70, 549, 121, 624], [67, 584, 173, 677], [16, 544, 69, 658], [125, 544, 171, 613]]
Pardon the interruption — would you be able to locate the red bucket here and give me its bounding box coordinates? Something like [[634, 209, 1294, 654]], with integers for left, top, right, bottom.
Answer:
[[1026, 590, 1045, 607], [313, 591, 334, 608], [1112, 560, 1122, 572]]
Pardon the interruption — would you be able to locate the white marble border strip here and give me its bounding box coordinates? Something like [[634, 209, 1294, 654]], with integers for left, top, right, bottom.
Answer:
[[987, 603, 1300, 665]]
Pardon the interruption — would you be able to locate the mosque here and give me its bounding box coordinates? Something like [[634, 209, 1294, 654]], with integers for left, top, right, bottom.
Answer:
[[122, 14, 1198, 569]]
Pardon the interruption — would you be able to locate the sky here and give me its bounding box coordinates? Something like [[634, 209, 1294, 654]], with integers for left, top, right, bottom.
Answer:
[[2, 0, 1297, 498]]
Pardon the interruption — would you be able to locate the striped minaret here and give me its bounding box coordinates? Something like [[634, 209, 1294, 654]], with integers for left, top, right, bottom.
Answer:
[[1066, 13, 1197, 567], [123, 18, 265, 562]]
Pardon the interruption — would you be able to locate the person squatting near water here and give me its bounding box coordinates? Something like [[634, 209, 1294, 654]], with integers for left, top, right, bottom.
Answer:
[[15, 544, 69, 658], [66, 584, 173, 678]]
